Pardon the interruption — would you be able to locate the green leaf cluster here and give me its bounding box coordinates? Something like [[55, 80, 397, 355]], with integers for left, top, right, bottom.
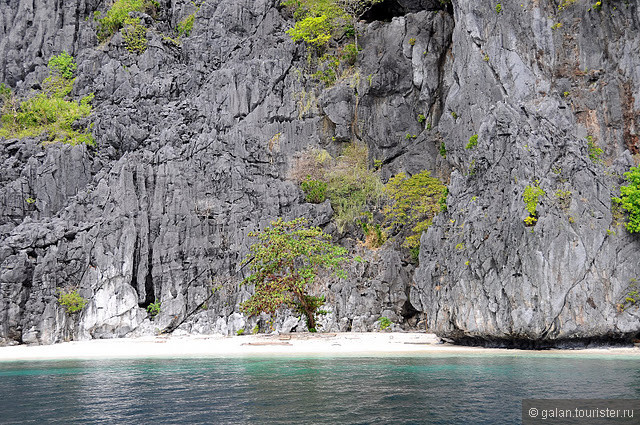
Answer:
[[177, 13, 195, 37], [0, 54, 94, 146], [122, 16, 148, 54], [301, 178, 328, 203], [613, 166, 640, 233], [523, 182, 545, 216], [383, 170, 447, 250], [465, 134, 478, 150], [147, 300, 161, 317], [96, 0, 153, 42], [377, 316, 392, 330], [587, 136, 603, 164], [48, 52, 77, 80], [241, 218, 349, 331], [287, 14, 334, 47], [57, 289, 88, 314], [326, 143, 384, 232]]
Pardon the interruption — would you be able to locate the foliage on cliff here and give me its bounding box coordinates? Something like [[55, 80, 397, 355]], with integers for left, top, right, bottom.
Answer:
[[240, 218, 348, 331], [57, 289, 88, 314], [613, 166, 640, 233], [383, 170, 447, 250], [0, 53, 94, 145], [96, 0, 158, 41], [290, 143, 383, 232], [283, 0, 381, 49]]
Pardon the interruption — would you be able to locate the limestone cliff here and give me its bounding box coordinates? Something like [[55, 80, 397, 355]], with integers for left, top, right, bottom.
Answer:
[[0, 0, 638, 346]]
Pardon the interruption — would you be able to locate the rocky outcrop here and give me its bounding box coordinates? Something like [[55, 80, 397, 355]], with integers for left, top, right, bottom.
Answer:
[[411, 0, 640, 346], [0, 0, 638, 347], [0, 0, 442, 344]]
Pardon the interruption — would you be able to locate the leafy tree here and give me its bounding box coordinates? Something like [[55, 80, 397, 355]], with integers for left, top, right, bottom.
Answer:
[[57, 288, 88, 314], [283, 0, 345, 48], [334, 0, 382, 50], [240, 218, 348, 331], [613, 166, 640, 233], [282, 0, 381, 50], [384, 170, 447, 251]]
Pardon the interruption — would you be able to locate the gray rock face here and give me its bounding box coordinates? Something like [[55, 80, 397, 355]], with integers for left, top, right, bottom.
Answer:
[[0, 0, 435, 345], [411, 0, 640, 346], [0, 0, 638, 347]]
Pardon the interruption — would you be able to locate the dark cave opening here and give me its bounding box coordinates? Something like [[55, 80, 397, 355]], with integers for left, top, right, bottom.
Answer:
[[362, 0, 406, 22], [362, 0, 453, 22]]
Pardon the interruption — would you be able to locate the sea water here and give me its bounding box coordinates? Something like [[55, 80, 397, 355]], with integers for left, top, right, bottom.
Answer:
[[0, 354, 638, 424]]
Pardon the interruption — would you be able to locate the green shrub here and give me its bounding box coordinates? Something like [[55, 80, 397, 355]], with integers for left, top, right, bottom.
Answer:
[[48, 52, 77, 80], [417, 114, 426, 123], [377, 316, 392, 330], [0, 54, 94, 146], [312, 53, 340, 85], [0, 93, 94, 145], [252, 325, 260, 334], [613, 166, 640, 233], [495, 3, 502, 13], [465, 134, 478, 150], [439, 142, 446, 157], [301, 178, 328, 203], [122, 16, 148, 53], [236, 328, 245, 336], [340, 43, 360, 65], [57, 289, 88, 314], [523, 181, 545, 225], [438, 187, 448, 212], [360, 221, 386, 249], [586, 136, 603, 164], [282, 0, 379, 50], [287, 15, 333, 47], [555, 189, 572, 210], [0, 83, 11, 101], [384, 170, 447, 250], [147, 300, 161, 317], [523, 182, 545, 216], [410, 246, 420, 263], [42, 75, 74, 98], [96, 0, 155, 42], [326, 143, 384, 232], [177, 12, 196, 38]]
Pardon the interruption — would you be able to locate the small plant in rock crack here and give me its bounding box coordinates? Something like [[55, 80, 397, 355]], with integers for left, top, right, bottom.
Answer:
[[57, 288, 88, 314], [377, 317, 392, 330], [439, 142, 446, 158], [465, 134, 478, 150], [147, 300, 161, 318], [586, 136, 603, 164], [523, 181, 545, 226], [619, 279, 640, 311]]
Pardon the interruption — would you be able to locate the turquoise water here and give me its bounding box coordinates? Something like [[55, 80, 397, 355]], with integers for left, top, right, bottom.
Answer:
[[0, 354, 639, 424]]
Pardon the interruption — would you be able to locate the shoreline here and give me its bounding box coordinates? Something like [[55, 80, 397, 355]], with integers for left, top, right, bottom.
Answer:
[[1, 332, 639, 362]]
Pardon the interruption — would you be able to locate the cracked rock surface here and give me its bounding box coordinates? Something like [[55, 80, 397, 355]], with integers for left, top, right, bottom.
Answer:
[[0, 0, 639, 346]]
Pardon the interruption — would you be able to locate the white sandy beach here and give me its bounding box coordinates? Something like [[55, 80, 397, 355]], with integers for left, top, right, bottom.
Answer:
[[1, 332, 640, 361]]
